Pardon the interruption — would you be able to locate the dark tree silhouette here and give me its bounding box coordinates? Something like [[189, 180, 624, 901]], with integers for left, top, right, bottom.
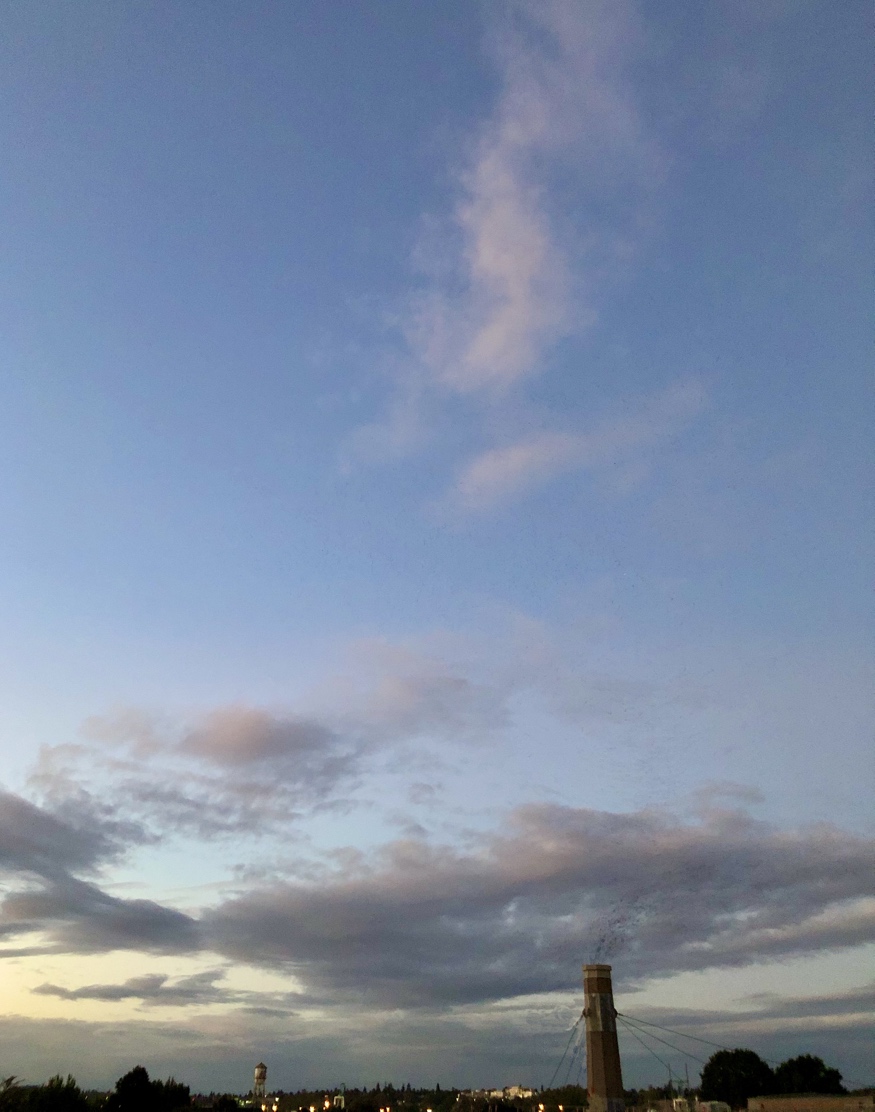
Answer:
[[0, 1075, 88, 1112], [774, 1056, 844, 1096], [700, 1049, 775, 1109], [105, 1066, 190, 1112]]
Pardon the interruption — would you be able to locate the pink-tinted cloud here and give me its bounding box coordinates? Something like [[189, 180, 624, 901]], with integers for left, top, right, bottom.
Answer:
[[411, 0, 651, 395], [445, 379, 707, 512]]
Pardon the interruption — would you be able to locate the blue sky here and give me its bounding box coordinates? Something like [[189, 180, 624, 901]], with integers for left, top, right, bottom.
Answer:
[[0, 0, 872, 1095]]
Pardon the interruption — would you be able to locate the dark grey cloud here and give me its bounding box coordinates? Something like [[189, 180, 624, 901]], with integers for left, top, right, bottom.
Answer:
[[621, 983, 875, 1033], [738, 983, 875, 1020], [33, 969, 229, 1005], [0, 788, 144, 881], [31, 967, 308, 1014], [2, 984, 873, 1092], [3, 788, 873, 1023], [1, 875, 200, 955], [0, 789, 199, 956], [612, 985, 875, 1088], [203, 803, 875, 1007]]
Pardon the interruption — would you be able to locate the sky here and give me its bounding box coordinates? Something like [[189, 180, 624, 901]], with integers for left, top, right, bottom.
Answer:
[[0, 0, 873, 1095]]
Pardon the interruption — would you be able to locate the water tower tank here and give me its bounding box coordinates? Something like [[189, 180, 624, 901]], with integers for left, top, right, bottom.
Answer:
[[254, 1062, 267, 1100]]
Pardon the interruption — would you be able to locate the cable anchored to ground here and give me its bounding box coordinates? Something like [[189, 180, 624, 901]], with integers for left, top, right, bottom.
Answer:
[[617, 1014, 732, 1053], [618, 1015, 710, 1067], [617, 1016, 675, 1084], [547, 1012, 584, 1090]]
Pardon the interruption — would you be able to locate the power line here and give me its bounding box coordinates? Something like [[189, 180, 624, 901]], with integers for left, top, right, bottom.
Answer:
[[575, 1051, 586, 1090], [564, 1035, 583, 1087], [618, 1014, 732, 1053], [619, 1012, 855, 1075], [547, 1014, 584, 1090], [618, 1016, 675, 1085], [619, 1015, 709, 1067]]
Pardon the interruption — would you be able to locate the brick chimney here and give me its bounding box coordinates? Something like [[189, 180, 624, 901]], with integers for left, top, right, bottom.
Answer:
[[583, 964, 625, 1112]]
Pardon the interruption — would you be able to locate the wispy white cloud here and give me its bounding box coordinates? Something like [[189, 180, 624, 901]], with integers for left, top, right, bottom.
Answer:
[[350, 1, 658, 471], [450, 431, 583, 511], [444, 379, 708, 513], [410, 0, 650, 395]]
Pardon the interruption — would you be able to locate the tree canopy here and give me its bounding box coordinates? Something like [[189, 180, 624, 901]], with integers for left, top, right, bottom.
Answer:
[[774, 1056, 844, 1096], [0, 1075, 88, 1112], [699, 1047, 849, 1107], [104, 1066, 190, 1112], [700, 1050, 776, 1109]]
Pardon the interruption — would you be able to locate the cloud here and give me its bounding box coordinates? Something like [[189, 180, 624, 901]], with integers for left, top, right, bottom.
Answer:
[[33, 969, 230, 1006], [738, 983, 875, 1021], [29, 705, 366, 842], [3, 787, 873, 1084], [0, 875, 200, 956], [0, 789, 134, 881], [612, 984, 875, 1080], [0, 790, 198, 957], [4, 981, 874, 1092], [28, 642, 511, 846], [30, 967, 314, 1016], [322, 638, 509, 743], [203, 802, 875, 1008], [181, 707, 344, 773], [352, 1, 659, 467], [410, 0, 651, 395], [445, 379, 708, 512], [452, 432, 583, 511]]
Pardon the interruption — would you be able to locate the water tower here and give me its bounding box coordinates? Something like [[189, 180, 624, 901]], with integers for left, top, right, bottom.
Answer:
[[254, 1062, 267, 1101]]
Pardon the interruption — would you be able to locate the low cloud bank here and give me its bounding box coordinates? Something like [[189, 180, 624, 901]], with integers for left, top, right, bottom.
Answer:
[[3, 789, 872, 1005], [3, 983, 873, 1092], [204, 803, 874, 1005], [0, 788, 199, 956]]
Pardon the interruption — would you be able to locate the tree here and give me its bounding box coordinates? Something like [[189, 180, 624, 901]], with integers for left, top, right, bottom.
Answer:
[[105, 1066, 153, 1112], [153, 1078, 191, 1110], [541, 1084, 588, 1111], [0, 1078, 23, 1112], [105, 1066, 190, 1112], [700, 1049, 775, 1109], [774, 1057, 844, 1096], [0, 1076, 90, 1112], [32, 1076, 89, 1112]]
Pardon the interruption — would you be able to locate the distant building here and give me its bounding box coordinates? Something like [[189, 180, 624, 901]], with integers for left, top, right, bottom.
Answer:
[[748, 1098, 874, 1112], [457, 1087, 535, 1102]]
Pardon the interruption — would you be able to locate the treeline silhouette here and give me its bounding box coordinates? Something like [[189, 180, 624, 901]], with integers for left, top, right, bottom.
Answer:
[[699, 1052, 845, 1109], [0, 1067, 190, 1111], [0, 1053, 855, 1112]]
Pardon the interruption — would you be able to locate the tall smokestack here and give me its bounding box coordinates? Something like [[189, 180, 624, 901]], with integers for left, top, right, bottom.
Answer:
[[583, 964, 625, 1112]]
